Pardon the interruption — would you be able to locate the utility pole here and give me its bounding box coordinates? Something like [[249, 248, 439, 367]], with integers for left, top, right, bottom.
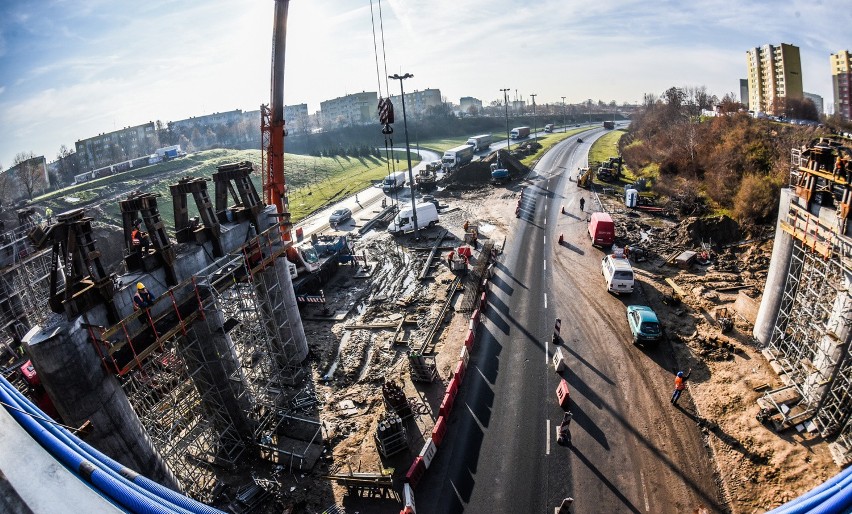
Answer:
[[500, 88, 511, 152], [561, 96, 566, 132], [389, 72, 419, 240], [530, 93, 537, 141]]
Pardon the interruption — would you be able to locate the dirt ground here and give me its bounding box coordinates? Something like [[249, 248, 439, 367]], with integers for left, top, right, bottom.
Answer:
[[284, 172, 840, 513]]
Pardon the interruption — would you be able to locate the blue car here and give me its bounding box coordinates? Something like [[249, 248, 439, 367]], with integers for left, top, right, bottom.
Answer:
[[626, 305, 663, 346]]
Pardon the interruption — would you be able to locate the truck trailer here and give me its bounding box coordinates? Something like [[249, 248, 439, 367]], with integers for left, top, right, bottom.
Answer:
[[510, 126, 531, 139], [382, 171, 407, 192], [442, 144, 475, 171], [466, 134, 492, 152]]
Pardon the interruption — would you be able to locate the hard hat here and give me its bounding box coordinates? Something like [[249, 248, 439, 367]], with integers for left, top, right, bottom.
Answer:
[[137, 282, 145, 290], [677, 371, 684, 377]]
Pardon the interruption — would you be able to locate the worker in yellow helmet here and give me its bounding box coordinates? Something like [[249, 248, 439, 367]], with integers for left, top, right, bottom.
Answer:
[[133, 282, 155, 310]]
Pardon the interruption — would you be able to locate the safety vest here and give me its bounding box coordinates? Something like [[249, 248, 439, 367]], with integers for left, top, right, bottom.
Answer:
[[675, 376, 685, 391], [131, 229, 142, 245]]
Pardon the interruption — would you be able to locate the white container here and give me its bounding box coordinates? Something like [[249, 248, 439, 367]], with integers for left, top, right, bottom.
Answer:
[[625, 188, 638, 208]]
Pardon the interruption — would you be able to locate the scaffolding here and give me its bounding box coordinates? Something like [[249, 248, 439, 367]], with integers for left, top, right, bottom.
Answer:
[[765, 140, 852, 462], [86, 223, 317, 497]]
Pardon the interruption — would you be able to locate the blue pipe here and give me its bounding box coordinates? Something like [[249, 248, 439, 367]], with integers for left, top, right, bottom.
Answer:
[[0, 379, 182, 514], [809, 484, 852, 514], [0, 377, 223, 514], [766, 465, 852, 512], [769, 467, 852, 514]]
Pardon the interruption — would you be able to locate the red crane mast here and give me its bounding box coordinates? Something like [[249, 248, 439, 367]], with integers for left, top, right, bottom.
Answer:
[[261, 0, 292, 241]]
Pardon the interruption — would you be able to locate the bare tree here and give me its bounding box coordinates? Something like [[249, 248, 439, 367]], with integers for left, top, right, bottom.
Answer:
[[13, 151, 45, 199]]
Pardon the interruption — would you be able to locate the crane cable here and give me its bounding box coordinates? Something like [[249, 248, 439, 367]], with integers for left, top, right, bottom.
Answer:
[[370, 0, 397, 206]]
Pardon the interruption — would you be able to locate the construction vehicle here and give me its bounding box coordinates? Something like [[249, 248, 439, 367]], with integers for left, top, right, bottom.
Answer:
[[415, 167, 438, 190], [490, 154, 510, 185], [577, 167, 593, 188], [261, 0, 350, 282], [597, 156, 623, 182]]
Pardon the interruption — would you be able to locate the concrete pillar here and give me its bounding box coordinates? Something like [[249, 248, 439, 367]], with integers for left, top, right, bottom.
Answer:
[[23, 311, 180, 491], [180, 300, 255, 448], [754, 188, 794, 345], [256, 261, 308, 377]]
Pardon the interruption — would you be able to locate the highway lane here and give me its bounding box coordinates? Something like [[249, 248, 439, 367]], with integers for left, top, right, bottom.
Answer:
[[417, 128, 723, 513]]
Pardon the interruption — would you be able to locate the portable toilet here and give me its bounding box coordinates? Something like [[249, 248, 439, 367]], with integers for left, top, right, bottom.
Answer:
[[625, 188, 639, 208]]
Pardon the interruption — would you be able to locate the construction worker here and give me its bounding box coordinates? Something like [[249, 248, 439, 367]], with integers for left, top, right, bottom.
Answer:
[[579, 197, 585, 212], [133, 283, 155, 310], [671, 368, 692, 405], [44, 207, 53, 224], [463, 220, 470, 233], [131, 219, 150, 255]]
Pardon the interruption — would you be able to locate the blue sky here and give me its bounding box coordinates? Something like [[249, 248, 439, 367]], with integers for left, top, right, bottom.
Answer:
[[0, 0, 848, 169]]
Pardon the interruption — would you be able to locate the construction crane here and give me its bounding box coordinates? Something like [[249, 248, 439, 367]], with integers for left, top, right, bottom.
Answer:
[[261, 0, 292, 241]]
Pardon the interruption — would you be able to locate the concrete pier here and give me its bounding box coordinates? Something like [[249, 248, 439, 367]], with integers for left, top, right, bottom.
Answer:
[[24, 309, 180, 491], [753, 188, 794, 345]]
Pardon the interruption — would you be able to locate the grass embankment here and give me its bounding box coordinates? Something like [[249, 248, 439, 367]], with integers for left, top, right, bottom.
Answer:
[[40, 148, 416, 228], [587, 129, 637, 193]]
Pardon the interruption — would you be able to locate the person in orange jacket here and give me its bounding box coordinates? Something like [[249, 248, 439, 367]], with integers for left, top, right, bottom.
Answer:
[[671, 368, 692, 405]]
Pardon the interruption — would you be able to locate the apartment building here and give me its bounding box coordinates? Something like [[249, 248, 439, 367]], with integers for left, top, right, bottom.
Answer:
[[459, 96, 483, 114], [746, 43, 804, 115], [284, 103, 310, 133], [804, 92, 824, 115], [320, 92, 378, 128], [831, 50, 852, 120], [75, 122, 158, 172], [388, 88, 443, 119], [1, 155, 49, 201]]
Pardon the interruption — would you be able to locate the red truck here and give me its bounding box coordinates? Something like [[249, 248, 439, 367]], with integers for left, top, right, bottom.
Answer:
[[588, 212, 615, 247]]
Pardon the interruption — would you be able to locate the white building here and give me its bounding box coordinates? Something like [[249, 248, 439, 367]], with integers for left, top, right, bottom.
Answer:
[[320, 92, 378, 128]]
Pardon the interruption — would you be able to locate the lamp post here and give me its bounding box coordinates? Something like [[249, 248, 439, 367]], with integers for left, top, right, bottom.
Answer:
[[500, 88, 511, 152], [389, 72, 419, 240], [561, 96, 566, 132], [530, 93, 537, 141]]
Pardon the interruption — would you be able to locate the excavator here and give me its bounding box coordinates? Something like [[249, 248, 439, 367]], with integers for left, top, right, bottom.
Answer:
[[261, 0, 348, 280]]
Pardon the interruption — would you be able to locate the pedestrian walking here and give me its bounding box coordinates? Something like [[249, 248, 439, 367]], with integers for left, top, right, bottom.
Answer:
[[579, 197, 585, 212], [671, 368, 692, 405]]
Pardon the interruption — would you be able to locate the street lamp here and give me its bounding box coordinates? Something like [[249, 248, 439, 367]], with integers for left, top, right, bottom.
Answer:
[[500, 88, 511, 152], [389, 72, 419, 240], [530, 93, 537, 141], [561, 96, 566, 132]]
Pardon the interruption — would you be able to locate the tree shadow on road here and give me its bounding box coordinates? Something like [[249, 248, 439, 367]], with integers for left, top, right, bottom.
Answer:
[[570, 444, 643, 514]]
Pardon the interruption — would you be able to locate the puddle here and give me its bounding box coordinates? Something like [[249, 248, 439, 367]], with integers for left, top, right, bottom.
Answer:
[[322, 330, 350, 381]]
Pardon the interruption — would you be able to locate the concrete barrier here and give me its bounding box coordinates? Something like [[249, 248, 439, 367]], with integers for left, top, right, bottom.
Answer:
[[454, 360, 466, 385], [405, 456, 426, 488], [439, 389, 456, 418], [464, 329, 475, 350], [431, 416, 447, 447], [419, 438, 437, 468], [401, 483, 416, 513], [459, 346, 469, 368]]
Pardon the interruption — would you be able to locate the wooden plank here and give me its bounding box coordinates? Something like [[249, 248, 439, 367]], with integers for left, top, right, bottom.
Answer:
[[664, 278, 687, 298]]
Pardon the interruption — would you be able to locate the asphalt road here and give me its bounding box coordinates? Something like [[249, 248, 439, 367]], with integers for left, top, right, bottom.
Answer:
[[417, 129, 723, 513]]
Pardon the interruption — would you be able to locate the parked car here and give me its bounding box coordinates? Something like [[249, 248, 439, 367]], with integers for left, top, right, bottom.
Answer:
[[626, 305, 663, 346], [420, 195, 440, 208], [329, 207, 352, 226]]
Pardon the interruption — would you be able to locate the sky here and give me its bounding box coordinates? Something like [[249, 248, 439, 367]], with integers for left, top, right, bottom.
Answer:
[[0, 0, 849, 169]]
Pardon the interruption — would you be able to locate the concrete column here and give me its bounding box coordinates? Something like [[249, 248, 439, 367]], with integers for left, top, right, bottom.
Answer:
[[256, 261, 308, 378], [24, 311, 180, 491], [180, 300, 255, 447], [754, 188, 794, 345]]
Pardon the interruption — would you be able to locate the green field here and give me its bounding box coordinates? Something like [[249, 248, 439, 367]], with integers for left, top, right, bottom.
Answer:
[[587, 129, 637, 190], [40, 148, 416, 228], [519, 127, 593, 166]]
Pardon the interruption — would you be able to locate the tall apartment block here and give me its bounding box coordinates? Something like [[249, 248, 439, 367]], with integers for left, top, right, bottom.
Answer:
[[746, 43, 804, 115], [831, 50, 852, 120], [75, 122, 158, 172], [319, 92, 378, 128]]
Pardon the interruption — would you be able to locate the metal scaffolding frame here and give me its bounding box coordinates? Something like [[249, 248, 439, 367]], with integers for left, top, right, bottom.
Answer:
[[86, 223, 315, 496], [766, 143, 852, 461]]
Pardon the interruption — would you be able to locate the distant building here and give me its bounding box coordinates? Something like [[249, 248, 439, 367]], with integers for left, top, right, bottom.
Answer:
[[746, 43, 803, 115], [1, 155, 49, 201], [511, 100, 526, 112], [740, 79, 749, 109], [320, 92, 378, 128], [168, 110, 245, 133], [459, 96, 483, 114], [831, 50, 852, 120], [284, 103, 310, 134], [388, 88, 442, 118], [75, 122, 158, 172], [804, 92, 824, 115]]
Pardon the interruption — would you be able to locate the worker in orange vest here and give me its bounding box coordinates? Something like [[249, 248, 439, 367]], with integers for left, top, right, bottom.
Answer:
[[131, 219, 150, 255], [671, 368, 692, 405]]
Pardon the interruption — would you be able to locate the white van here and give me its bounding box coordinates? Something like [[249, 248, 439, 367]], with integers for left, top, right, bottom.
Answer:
[[389, 202, 439, 235], [601, 254, 634, 294]]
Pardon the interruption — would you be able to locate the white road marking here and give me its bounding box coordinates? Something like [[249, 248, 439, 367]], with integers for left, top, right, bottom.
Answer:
[[543, 235, 546, 245], [544, 293, 548, 309], [640, 470, 651, 511], [543, 259, 547, 271], [545, 337, 549, 363], [544, 217, 547, 225], [546, 419, 551, 455]]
